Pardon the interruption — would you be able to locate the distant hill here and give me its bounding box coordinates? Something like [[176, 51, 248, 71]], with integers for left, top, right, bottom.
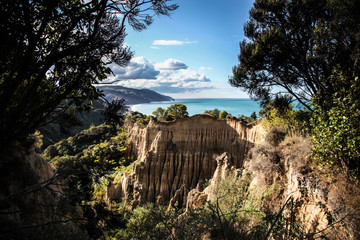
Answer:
[[39, 86, 173, 148], [96, 85, 174, 105]]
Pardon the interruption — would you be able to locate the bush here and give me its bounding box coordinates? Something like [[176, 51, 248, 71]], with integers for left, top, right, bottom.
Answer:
[[265, 127, 286, 146], [46, 128, 133, 238], [109, 203, 180, 240], [204, 108, 220, 118], [130, 112, 151, 126], [259, 96, 311, 136], [152, 104, 188, 121], [219, 110, 229, 119], [311, 73, 360, 178], [42, 125, 116, 161]]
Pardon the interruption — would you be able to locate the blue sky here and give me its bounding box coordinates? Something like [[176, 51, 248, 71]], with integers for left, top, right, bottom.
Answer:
[[107, 0, 255, 98]]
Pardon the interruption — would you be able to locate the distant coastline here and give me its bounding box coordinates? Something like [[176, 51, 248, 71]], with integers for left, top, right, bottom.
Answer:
[[95, 85, 174, 105]]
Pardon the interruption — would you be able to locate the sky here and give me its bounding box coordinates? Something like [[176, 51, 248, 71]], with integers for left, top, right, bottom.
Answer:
[[106, 0, 255, 98]]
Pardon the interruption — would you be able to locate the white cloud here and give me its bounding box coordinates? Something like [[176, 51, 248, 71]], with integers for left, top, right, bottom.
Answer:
[[154, 58, 188, 70], [106, 57, 213, 94], [110, 56, 159, 80], [152, 40, 199, 46]]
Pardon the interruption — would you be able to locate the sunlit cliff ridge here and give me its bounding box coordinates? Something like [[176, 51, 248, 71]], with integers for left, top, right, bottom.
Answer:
[[106, 114, 264, 205]]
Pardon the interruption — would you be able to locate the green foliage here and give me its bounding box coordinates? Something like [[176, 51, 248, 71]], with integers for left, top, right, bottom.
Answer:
[[250, 111, 257, 120], [47, 127, 133, 238], [180, 174, 268, 239], [237, 114, 256, 124], [42, 125, 116, 160], [31, 130, 43, 152], [265, 127, 287, 147], [102, 98, 129, 127], [165, 104, 189, 121], [152, 107, 166, 120], [130, 111, 151, 126], [311, 73, 360, 177], [219, 110, 229, 119], [152, 104, 189, 121], [176, 173, 307, 239], [204, 108, 220, 118], [0, 0, 178, 149], [259, 96, 311, 135], [110, 203, 180, 240], [204, 109, 229, 119], [229, 0, 360, 109]]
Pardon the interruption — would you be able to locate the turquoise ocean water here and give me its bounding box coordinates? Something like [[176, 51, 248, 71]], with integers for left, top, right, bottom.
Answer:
[[130, 98, 262, 117]]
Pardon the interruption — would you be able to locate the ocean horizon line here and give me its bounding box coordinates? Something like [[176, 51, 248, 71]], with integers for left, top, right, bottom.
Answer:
[[129, 98, 262, 117]]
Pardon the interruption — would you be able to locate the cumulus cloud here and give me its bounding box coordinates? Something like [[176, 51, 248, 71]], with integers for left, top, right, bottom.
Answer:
[[152, 40, 199, 46], [154, 58, 188, 70], [106, 57, 212, 94], [110, 56, 159, 80]]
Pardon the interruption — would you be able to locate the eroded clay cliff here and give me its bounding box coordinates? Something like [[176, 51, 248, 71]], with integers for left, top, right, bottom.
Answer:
[[185, 134, 360, 239], [106, 114, 264, 205], [106, 116, 360, 238]]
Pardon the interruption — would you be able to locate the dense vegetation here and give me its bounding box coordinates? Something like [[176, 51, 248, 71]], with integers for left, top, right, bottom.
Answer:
[[231, 0, 360, 177], [152, 104, 189, 121], [0, 0, 177, 150], [42, 124, 133, 238], [311, 73, 360, 178], [230, 0, 360, 110]]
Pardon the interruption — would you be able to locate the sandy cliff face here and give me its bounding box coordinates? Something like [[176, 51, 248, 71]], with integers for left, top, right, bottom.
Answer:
[[106, 114, 264, 205], [185, 135, 360, 239]]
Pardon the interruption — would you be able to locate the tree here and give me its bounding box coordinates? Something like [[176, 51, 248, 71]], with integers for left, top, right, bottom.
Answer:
[[229, 0, 360, 109], [219, 110, 228, 119], [204, 108, 220, 118], [152, 107, 166, 120], [0, 0, 178, 149], [250, 111, 257, 120], [152, 104, 188, 121], [102, 98, 129, 127], [164, 104, 189, 121]]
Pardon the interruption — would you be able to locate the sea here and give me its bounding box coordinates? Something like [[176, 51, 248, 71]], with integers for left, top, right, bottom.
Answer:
[[130, 98, 262, 117]]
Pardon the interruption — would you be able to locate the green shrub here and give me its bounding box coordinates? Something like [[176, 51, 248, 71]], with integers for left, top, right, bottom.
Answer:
[[46, 128, 133, 238], [130, 112, 151, 126], [311, 73, 360, 178], [219, 110, 229, 119], [259, 96, 311, 136], [204, 108, 220, 118], [152, 104, 188, 121], [42, 124, 116, 161], [109, 203, 180, 240]]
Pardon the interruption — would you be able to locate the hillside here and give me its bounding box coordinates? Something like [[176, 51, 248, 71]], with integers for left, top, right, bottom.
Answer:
[[39, 86, 173, 147], [96, 85, 174, 105]]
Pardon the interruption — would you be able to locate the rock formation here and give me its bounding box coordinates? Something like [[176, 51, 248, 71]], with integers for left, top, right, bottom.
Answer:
[[106, 117, 360, 238], [185, 133, 360, 239], [106, 114, 264, 206]]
